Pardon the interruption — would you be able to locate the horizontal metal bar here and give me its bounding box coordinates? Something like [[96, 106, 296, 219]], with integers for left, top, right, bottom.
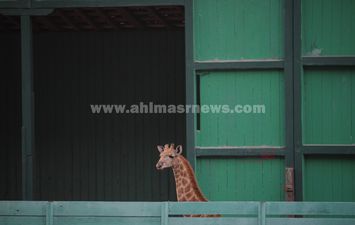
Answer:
[[0, 0, 29, 9], [302, 145, 355, 155], [266, 202, 355, 216], [194, 59, 284, 71], [303, 56, 355, 66], [31, 0, 184, 8], [169, 201, 259, 215], [196, 146, 285, 157], [170, 218, 258, 225], [0, 9, 54, 16]]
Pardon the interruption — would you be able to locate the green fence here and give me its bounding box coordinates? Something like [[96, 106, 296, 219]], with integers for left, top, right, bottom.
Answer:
[[1, 201, 355, 225]]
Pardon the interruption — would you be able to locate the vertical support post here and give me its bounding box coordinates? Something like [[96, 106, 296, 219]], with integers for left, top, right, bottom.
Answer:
[[284, 0, 295, 176], [46, 202, 54, 225], [21, 15, 34, 200], [161, 202, 169, 225], [258, 202, 266, 225], [185, 0, 195, 169], [293, 0, 303, 201]]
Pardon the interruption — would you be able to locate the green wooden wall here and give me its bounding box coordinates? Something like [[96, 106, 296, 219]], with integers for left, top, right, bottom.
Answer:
[[194, 0, 283, 60], [196, 71, 284, 147], [304, 156, 355, 201], [0, 32, 22, 200], [302, 0, 355, 56], [301, 0, 355, 201], [194, 0, 355, 202], [194, 0, 285, 201], [32, 30, 185, 201], [303, 69, 355, 144], [197, 158, 284, 201]]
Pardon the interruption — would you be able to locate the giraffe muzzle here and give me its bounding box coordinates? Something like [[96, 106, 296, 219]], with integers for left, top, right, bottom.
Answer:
[[156, 162, 163, 170]]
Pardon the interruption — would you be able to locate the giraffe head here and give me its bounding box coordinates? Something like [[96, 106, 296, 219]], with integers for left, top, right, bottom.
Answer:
[[156, 143, 183, 170]]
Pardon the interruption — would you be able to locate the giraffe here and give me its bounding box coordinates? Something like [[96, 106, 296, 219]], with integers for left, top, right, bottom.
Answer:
[[156, 143, 219, 217]]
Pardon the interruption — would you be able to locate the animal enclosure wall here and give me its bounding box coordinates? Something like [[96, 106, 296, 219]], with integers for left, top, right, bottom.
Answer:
[[194, 0, 286, 201], [300, 0, 355, 201], [193, 0, 355, 202]]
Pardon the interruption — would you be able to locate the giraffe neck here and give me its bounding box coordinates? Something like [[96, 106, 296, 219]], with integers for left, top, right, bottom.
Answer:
[[172, 156, 208, 202]]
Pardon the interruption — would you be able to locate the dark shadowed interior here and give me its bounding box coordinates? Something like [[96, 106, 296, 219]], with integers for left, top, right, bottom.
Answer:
[[0, 6, 185, 201]]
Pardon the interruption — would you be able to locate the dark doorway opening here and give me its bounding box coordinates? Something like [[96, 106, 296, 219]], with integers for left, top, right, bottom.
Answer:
[[30, 6, 185, 201]]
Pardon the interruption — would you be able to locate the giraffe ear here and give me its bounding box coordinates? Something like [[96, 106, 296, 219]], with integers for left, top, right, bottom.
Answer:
[[175, 145, 183, 155], [157, 145, 164, 153]]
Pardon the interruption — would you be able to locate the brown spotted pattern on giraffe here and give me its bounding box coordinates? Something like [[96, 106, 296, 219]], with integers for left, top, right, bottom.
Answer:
[[156, 144, 220, 217]]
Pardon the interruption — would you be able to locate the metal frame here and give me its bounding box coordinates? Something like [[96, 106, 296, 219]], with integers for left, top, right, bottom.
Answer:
[[30, 0, 185, 8], [0, 0, 29, 8], [21, 15, 34, 200], [194, 59, 284, 71], [184, 0, 195, 169], [303, 56, 355, 67], [293, 0, 303, 201], [0, 8, 53, 15], [0, 0, 184, 8], [196, 147, 285, 157], [302, 146, 355, 155], [284, 0, 295, 194]]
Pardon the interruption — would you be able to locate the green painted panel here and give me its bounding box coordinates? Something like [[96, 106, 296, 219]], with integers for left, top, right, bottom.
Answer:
[[304, 156, 355, 202], [196, 71, 284, 146], [303, 69, 355, 144], [168, 202, 259, 215], [0, 217, 45, 225], [54, 217, 160, 225], [194, 0, 284, 60], [302, 0, 355, 56], [196, 158, 284, 201]]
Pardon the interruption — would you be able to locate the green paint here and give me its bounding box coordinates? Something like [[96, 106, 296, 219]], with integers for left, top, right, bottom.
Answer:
[[196, 71, 285, 147], [196, 158, 284, 201], [303, 69, 355, 144], [302, 0, 355, 56], [168, 202, 259, 215], [304, 156, 355, 202], [1, 201, 355, 225], [194, 0, 284, 60]]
